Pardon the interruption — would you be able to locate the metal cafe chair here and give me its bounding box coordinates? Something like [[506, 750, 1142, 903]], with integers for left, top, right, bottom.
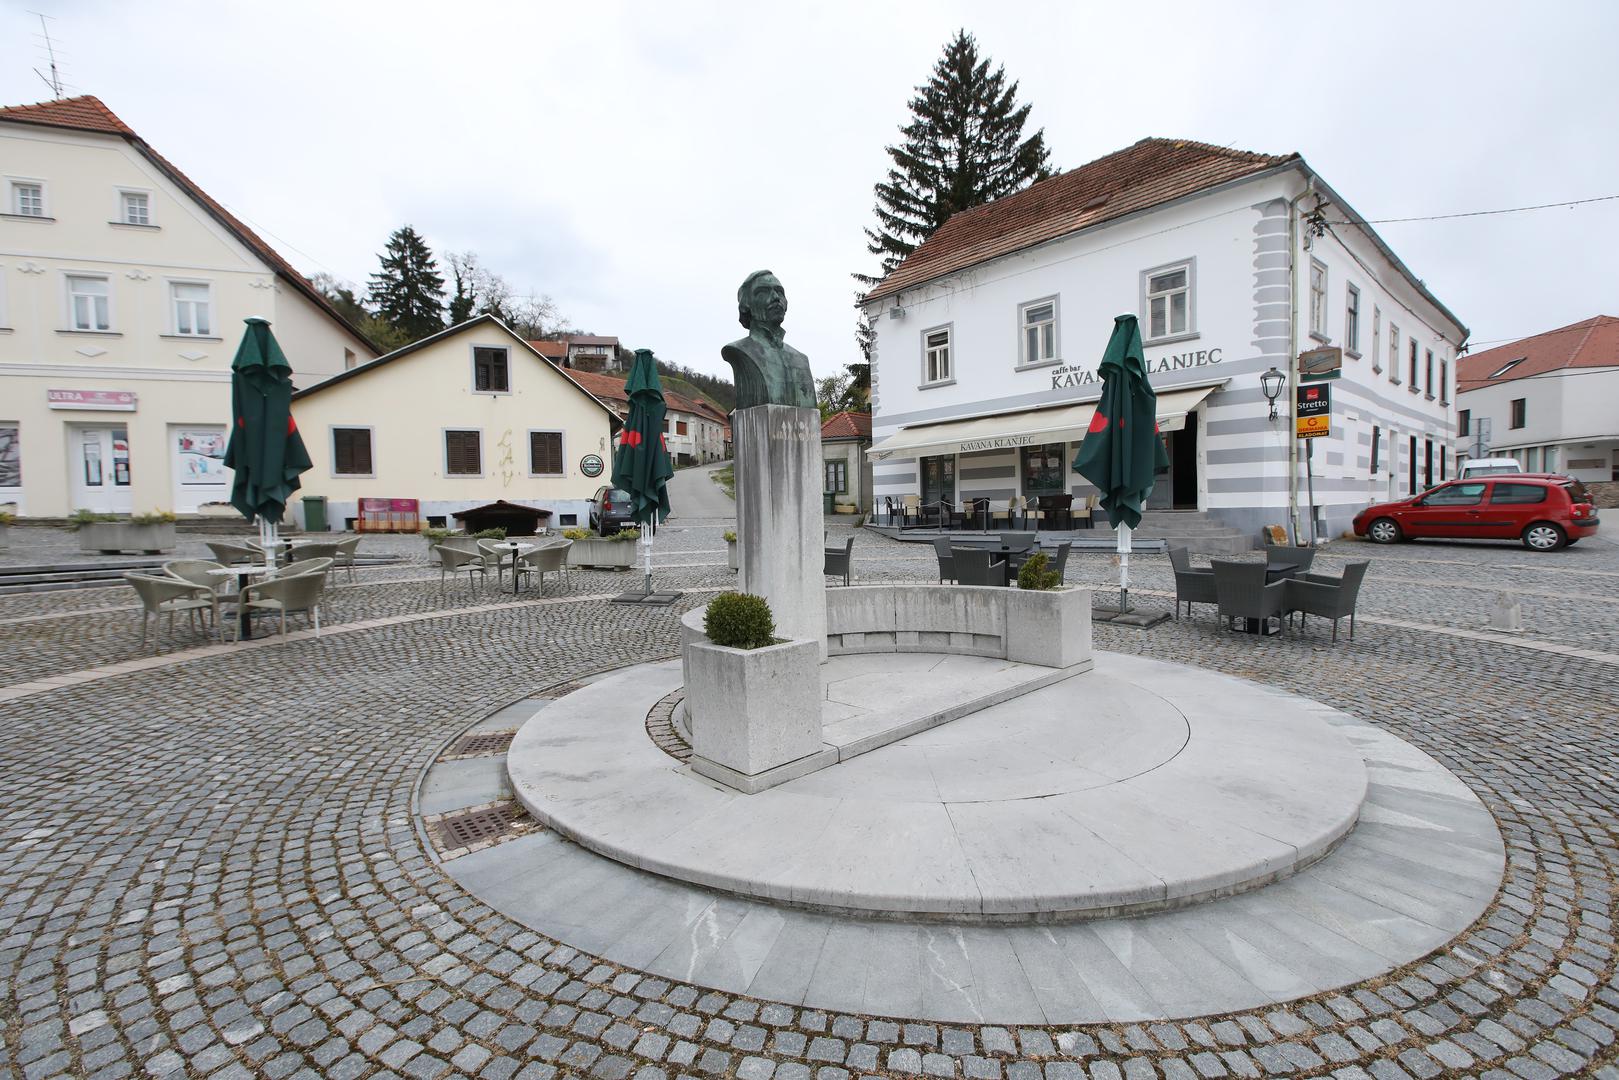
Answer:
[[951, 547, 1008, 587], [824, 537, 855, 586]]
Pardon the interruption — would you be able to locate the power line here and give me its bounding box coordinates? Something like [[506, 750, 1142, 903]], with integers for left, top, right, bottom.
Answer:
[[1330, 193, 1619, 226]]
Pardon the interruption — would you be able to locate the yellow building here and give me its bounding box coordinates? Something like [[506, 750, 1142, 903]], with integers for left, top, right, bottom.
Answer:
[[0, 95, 378, 517], [290, 315, 621, 530]]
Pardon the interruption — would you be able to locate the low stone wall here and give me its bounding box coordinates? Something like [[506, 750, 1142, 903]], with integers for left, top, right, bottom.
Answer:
[[826, 584, 1091, 669]]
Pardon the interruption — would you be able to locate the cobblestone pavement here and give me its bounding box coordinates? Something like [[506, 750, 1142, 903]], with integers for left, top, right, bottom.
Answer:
[[3, 514, 1619, 1079]]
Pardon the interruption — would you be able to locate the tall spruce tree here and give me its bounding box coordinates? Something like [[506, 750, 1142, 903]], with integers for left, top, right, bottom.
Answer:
[[368, 226, 446, 342], [857, 30, 1052, 288]]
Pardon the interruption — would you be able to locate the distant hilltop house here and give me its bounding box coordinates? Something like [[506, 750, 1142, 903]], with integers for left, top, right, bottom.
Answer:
[[0, 94, 379, 518], [860, 137, 1468, 543], [561, 367, 729, 466], [1456, 316, 1618, 495], [529, 334, 622, 372]]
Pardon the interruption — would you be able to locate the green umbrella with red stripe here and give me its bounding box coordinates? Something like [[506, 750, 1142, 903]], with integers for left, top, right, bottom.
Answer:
[[223, 318, 311, 563], [610, 349, 674, 599]]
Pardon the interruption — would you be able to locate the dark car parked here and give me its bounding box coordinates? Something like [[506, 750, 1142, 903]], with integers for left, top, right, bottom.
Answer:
[[1353, 475, 1598, 551], [588, 486, 637, 535]]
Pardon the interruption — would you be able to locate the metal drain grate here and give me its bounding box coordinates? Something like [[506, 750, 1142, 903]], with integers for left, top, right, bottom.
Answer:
[[450, 731, 515, 756], [433, 803, 524, 851]]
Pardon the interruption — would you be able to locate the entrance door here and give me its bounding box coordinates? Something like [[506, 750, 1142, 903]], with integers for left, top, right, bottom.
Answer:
[[1146, 418, 1198, 510], [920, 455, 956, 505], [70, 425, 133, 513]]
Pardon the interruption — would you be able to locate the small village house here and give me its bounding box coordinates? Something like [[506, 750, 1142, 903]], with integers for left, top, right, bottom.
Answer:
[[821, 410, 872, 513]]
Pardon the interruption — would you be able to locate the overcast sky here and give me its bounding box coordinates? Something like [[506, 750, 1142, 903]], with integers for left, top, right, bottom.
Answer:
[[4, 0, 1616, 381]]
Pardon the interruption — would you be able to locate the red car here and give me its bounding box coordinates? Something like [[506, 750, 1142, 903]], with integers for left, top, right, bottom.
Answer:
[[1353, 475, 1599, 551]]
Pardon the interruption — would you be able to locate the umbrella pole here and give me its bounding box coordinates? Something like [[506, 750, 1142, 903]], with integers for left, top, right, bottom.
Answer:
[[643, 522, 653, 596], [1117, 522, 1132, 612]]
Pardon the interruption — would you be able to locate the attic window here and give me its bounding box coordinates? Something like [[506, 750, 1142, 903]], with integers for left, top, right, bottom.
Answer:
[[1080, 195, 1109, 212], [1489, 357, 1525, 379]]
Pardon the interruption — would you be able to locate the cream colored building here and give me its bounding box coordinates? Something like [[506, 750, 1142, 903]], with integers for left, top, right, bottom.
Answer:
[[291, 315, 621, 530], [0, 95, 378, 518]]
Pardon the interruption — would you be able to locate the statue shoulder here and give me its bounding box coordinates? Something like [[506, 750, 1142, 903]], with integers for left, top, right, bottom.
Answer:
[[723, 337, 763, 365]]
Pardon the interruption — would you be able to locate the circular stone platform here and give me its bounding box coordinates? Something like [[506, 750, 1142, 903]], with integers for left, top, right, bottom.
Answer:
[[507, 652, 1370, 921]]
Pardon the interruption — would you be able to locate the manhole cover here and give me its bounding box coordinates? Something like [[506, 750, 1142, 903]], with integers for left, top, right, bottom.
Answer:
[[450, 731, 515, 756], [433, 803, 524, 851]]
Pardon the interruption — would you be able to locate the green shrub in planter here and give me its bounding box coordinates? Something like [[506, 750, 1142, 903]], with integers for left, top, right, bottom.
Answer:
[[0, 510, 14, 527], [723, 530, 737, 543], [704, 592, 776, 650], [471, 527, 508, 540], [130, 510, 178, 526], [562, 527, 593, 540], [1017, 552, 1061, 591], [607, 527, 641, 542], [422, 527, 452, 544], [68, 509, 120, 530]]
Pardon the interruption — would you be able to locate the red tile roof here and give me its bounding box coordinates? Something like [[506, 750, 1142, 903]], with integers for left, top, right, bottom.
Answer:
[[527, 339, 568, 359], [560, 368, 729, 422], [0, 95, 376, 355], [862, 138, 1297, 304], [1457, 316, 1619, 392], [821, 410, 872, 441]]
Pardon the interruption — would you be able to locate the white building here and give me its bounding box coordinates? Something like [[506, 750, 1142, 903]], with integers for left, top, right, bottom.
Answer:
[[861, 138, 1468, 542], [0, 95, 378, 518], [1456, 316, 1618, 491]]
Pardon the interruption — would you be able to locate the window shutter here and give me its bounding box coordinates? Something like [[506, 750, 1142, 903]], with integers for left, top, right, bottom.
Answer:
[[446, 431, 480, 475], [334, 429, 372, 475], [529, 431, 562, 474]]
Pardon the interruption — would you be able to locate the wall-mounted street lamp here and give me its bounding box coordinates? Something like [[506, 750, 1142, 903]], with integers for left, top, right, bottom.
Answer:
[[1260, 366, 1286, 420]]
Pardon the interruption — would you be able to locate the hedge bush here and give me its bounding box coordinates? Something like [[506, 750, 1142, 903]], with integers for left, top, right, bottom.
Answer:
[[1016, 552, 1061, 591], [471, 528, 508, 540], [130, 510, 177, 526], [562, 528, 593, 540], [703, 592, 776, 650]]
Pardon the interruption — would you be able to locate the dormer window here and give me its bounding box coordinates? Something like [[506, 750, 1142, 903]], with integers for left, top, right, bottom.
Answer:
[[1489, 357, 1525, 379]]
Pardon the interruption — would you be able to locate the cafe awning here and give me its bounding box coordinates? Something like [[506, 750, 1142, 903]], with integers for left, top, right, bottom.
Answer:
[[867, 381, 1224, 461]]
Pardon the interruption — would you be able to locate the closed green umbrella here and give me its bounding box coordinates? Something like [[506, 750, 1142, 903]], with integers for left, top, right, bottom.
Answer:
[[610, 349, 675, 601], [223, 317, 312, 566], [1072, 314, 1169, 611]]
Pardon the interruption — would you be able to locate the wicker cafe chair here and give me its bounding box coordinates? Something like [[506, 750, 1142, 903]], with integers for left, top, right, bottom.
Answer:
[[516, 542, 569, 595], [205, 540, 257, 566], [436, 545, 487, 596], [901, 494, 922, 529], [952, 547, 1008, 587], [1168, 546, 1218, 619], [291, 540, 341, 563], [1211, 559, 1287, 635], [824, 537, 855, 586], [477, 539, 517, 586], [932, 537, 955, 583], [125, 572, 214, 654], [234, 571, 329, 644], [333, 536, 362, 583], [990, 496, 1024, 530], [1284, 559, 1370, 642], [1072, 495, 1097, 529], [965, 497, 992, 531], [1049, 541, 1072, 583], [1263, 545, 1317, 579], [162, 559, 231, 637]]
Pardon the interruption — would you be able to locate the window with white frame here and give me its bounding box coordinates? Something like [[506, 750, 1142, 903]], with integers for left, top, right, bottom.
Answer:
[[1345, 284, 1361, 354], [1143, 261, 1192, 340], [922, 326, 952, 385], [1018, 298, 1058, 366], [1424, 349, 1435, 399], [170, 282, 212, 336], [1308, 260, 1328, 338], [1371, 306, 1382, 371], [119, 190, 151, 225], [66, 275, 111, 331], [10, 181, 44, 217], [1388, 324, 1401, 383], [1440, 358, 1450, 404], [1408, 339, 1420, 390]]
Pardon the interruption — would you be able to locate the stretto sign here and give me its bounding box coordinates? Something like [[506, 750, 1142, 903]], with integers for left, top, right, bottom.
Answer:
[[1051, 347, 1223, 390]]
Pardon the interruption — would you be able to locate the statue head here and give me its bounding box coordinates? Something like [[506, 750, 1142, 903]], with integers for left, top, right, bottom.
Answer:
[[736, 270, 787, 331]]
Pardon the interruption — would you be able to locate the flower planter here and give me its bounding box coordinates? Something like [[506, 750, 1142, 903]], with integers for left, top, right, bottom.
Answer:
[[565, 537, 635, 570], [78, 522, 177, 555], [726, 539, 738, 572], [685, 635, 823, 792]]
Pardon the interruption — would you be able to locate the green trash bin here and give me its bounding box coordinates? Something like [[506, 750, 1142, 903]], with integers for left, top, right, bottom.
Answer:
[[302, 495, 328, 533], [824, 491, 834, 515]]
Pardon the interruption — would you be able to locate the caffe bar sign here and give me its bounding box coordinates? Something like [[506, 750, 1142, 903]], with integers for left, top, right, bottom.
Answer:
[[1050, 346, 1223, 390]]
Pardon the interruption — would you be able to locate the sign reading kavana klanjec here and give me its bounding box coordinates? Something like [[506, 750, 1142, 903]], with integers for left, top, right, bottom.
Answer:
[[1050, 347, 1223, 390]]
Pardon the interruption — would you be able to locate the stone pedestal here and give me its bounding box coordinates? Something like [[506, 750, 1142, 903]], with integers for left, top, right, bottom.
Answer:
[[734, 404, 826, 656]]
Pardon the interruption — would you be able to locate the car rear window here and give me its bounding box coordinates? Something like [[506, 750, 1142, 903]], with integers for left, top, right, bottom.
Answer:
[[604, 488, 632, 502], [1490, 482, 1548, 505], [1561, 480, 1593, 504]]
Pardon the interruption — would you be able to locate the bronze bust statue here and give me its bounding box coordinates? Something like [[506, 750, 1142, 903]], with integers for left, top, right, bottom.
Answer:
[[722, 270, 816, 410]]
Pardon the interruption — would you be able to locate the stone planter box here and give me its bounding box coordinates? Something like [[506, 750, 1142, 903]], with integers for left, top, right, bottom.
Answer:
[[78, 522, 177, 555], [726, 539, 738, 571], [565, 537, 635, 570], [686, 635, 825, 794]]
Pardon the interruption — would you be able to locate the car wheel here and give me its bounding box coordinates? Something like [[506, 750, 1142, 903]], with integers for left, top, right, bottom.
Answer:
[[1522, 522, 1566, 551], [1367, 518, 1401, 544]]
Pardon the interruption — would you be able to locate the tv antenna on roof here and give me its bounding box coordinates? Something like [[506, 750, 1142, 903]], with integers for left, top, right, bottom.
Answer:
[[30, 12, 64, 99]]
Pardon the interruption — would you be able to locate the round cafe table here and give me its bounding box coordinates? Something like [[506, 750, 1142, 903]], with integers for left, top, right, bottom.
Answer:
[[208, 564, 275, 640], [492, 541, 537, 595]]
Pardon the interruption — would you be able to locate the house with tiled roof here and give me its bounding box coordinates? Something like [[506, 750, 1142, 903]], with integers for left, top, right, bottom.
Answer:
[[0, 95, 379, 517], [821, 410, 873, 513], [560, 367, 728, 465], [861, 137, 1468, 544], [1456, 316, 1618, 487]]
